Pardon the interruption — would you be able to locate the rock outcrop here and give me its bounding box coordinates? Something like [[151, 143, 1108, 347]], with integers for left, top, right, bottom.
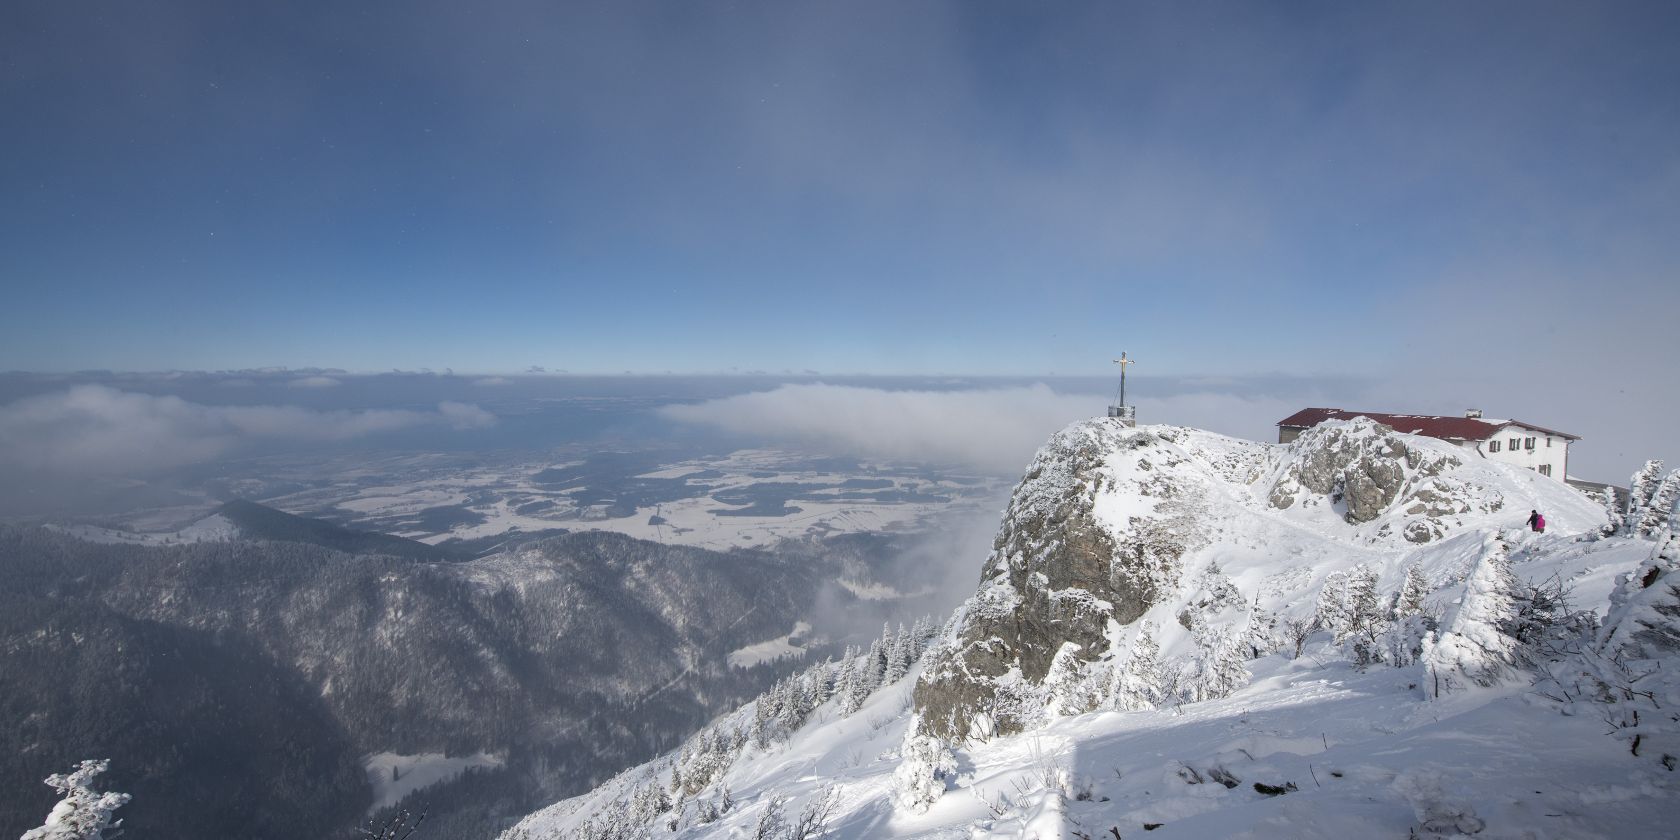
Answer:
[[913, 416, 1591, 741], [914, 420, 1210, 739]]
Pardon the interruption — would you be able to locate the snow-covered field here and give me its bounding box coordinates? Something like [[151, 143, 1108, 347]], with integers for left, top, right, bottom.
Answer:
[[728, 622, 814, 669], [416, 450, 1002, 551], [48, 447, 1008, 554], [362, 751, 505, 813]]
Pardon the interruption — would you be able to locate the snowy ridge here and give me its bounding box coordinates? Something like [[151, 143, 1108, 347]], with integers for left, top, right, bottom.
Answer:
[[47, 512, 242, 546], [502, 418, 1679, 838]]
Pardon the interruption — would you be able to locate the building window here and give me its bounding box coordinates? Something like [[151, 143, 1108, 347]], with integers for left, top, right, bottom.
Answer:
[[1539, 464, 1552, 476], [1489, 440, 1501, 453], [1510, 437, 1521, 449], [1547, 437, 1553, 448], [1526, 437, 1536, 450]]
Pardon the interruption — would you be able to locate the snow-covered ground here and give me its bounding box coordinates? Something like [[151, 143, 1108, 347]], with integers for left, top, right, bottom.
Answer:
[[728, 622, 814, 669], [362, 751, 505, 813], [507, 535, 1675, 839]]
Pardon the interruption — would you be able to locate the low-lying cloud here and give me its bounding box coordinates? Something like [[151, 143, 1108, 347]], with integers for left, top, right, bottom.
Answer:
[[660, 383, 1330, 476], [0, 385, 496, 476], [661, 383, 1092, 475]]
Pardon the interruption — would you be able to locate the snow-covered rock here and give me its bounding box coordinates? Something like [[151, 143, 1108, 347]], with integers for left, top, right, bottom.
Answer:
[[913, 417, 1600, 740]]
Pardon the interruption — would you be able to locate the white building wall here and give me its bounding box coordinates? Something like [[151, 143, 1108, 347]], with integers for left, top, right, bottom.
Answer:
[[1469, 424, 1569, 478]]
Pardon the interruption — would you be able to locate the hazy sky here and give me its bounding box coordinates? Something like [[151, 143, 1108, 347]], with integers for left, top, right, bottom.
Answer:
[[4, 2, 1677, 381]]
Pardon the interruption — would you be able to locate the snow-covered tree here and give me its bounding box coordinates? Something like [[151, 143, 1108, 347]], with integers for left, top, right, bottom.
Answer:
[[886, 623, 913, 682], [21, 759, 130, 840], [1315, 565, 1389, 664], [1421, 535, 1520, 695], [1114, 621, 1166, 710], [892, 721, 957, 813], [1647, 470, 1680, 538], [1190, 625, 1250, 702], [1624, 460, 1666, 538], [1314, 570, 1353, 636], [1042, 642, 1106, 716], [1380, 564, 1438, 667], [1594, 485, 1625, 537], [1242, 596, 1280, 658], [1395, 563, 1430, 618]]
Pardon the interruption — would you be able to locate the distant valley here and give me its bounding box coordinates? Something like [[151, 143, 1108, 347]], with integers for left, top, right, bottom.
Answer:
[[2, 499, 978, 839]]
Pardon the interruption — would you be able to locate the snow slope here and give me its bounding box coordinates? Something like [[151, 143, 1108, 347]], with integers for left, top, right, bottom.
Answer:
[[501, 418, 1678, 839]]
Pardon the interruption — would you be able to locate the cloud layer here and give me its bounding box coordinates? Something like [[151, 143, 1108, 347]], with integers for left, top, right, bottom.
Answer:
[[659, 383, 1303, 476], [0, 385, 495, 476]]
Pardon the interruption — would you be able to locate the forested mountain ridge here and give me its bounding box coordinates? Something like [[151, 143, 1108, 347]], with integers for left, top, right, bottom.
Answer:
[[1, 525, 857, 839], [216, 498, 460, 561]]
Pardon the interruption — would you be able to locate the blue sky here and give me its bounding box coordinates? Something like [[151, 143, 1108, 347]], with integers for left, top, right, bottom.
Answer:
[[3, 1, 1677, 378]]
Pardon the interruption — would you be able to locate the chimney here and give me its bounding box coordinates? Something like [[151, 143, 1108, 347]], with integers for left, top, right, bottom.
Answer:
[[1465, 409, 1483, 419]]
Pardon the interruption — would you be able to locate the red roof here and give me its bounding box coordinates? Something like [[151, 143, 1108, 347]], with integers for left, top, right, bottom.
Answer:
[[1276, 408, 1579, 441]]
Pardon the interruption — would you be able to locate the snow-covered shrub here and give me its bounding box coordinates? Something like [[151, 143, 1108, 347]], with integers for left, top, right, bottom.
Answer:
[[1624, 460, 1678, 539], [749, 795, 786, 840], [1043, 642, 1108, 716], [1601, 552, 1680, 659], [1422, 535, 1520, 695], [1241, 597, 1281, 658], [672, 725, 743, 797], [1113, 621, 1166, 710], [1188, 625, 1250, 702], [20, 759, 130, 840], [1316, 564, 1391, 665], [1314, 570, 1354, 636], [892, 721, 958, 813]]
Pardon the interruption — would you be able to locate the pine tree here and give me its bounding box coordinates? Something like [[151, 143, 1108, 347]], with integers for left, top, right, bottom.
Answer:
[[21, 759, 130, 840], [1421, 534, 1520, 695], [1596, 486, 1625, 536], [1043, 642, 1106, 715], [1385, 563, 1437, 666], [1625, 460, 1665, 537], [834, 646, 861, 715], [886, 623, 913, 682], [866, 634, 889, 687], [891, 722, 957, 813], [1395, 563, 1430, 617], [1242, 596, 1280, 659], [1314, 570, 1352, 636], [1647, 470, 1680, 538], [1114, 622, 1165, 710], [1191, 625, 1251, 701], [1344, 565, 1389, 665]]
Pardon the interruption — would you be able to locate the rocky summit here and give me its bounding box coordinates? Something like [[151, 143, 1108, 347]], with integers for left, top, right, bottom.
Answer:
[[913, 416, 1594, 740]]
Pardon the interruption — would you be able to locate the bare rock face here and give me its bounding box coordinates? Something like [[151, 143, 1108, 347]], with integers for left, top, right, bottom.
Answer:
[[914, 420, 1198, 740], [914, 416, 1511, 742], [1267, 418, 1466, 528], [1271, 420, 1410, 523]]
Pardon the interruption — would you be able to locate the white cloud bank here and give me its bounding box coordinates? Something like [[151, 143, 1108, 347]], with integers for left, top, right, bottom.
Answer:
[[659, 383, 1301, 476], [0, 385, 496, 476]]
